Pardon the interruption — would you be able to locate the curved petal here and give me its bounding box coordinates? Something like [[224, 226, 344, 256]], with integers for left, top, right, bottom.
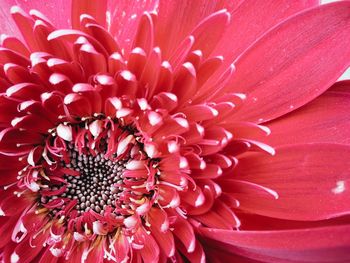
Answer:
[[235, 212, 350, 231], [227, 2, 350, 123], [212, 0, 319, 66], [260, 88, 350, 146], [206, 245, 265, 263], [328, 79, 350, 93], [222, 144, 350, 221], [14, 236, 45, 263], [200, 225, 350, 262], [108, 0, 158, 53], [3, 0, 71, 30], [71, 0, 107, 29], [155, 0, 239, 58], [0, 1, 18, 37]]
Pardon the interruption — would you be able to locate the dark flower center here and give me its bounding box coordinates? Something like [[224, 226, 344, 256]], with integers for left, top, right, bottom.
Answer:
[[36, 117, 159, 232], [44, 146, 128, 215]]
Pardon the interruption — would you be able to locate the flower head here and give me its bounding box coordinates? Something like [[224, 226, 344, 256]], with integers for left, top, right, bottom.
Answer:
[[0, 0, 350, 262]]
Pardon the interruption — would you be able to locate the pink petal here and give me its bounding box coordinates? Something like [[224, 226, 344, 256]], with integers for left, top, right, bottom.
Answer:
[[186, 183, 215, 216], [0, 215, 19, 248], [173, 217, 196, 253], [136, 228, 160, 263], [0, 169, 18, 186], [227, 2, 350, 123], [176, 240, 206, 263], [180, 182, 205, 208], [132, 12, 154, 55], [191, 164, 222, 180], [85, 23, 121, 55], [4, 63, 35, 84], [71, 0, 107, 29], [1, 35, 30, 56], [64, 93, 92, 117], [260, 87, 350, 146], [0, 1, 19, 37], [205, 243, 263, 263], [0, 0, 71, 37], [38, 248, 58, 263], [113, 233, 129, 263], [329, 79, 350, 93], [78, 43, 107, 76], [200, 224, 350, 262], [11, 115, 52, 134], [67, 245, 85, 263], [14, 236, 45, 263], [169, 36, 194, 71], [0, 95, 19, 125], [224, 144, 350, 220], [6, 82, 44, 100], [190, 9, 231, 58], [0, 45, 30, 65], [0, 128, 43, 155], [56, 123, 73, 142], [108, 0, 158, 53], [127, 47, 147, 80], [171, 62, 197, 107], [156, 0, 239, 58], [150, 226, 175, 258], [233, 212, 350, 231], [181, 104, 218, 122], [48, 29, 108, 57], [10, 7, 42, 52], [82, 244, 104, 263], [141, 47, 162, 99], [213, 0, 318, 65]]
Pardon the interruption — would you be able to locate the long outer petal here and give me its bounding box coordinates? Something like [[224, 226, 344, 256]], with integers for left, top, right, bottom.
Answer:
[[223, 144, 350, 221], [227, 2, 350, 123], [260, 88, 350, 146], [108, 0, 158, 54], [156, 0, 239, 58], [212, 0, 319, 65], [0, 0, 71, 37], [205, 243, 273, 263], [71, 0, 107, 29], [0, 1, 18, 37], [199, 224, 350, 262]]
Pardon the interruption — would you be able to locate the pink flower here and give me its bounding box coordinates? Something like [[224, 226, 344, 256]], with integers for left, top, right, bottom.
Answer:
[[0, 0, 350, 262]]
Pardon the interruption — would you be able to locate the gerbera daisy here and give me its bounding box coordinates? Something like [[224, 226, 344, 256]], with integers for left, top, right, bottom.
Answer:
[[0, 0, 349, 262]]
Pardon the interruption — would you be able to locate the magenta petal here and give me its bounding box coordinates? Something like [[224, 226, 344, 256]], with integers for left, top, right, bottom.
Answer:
[[261, 87, 350, 146], [108, 0, 158, 53], [227, 2, 350, 123], [329, 79, 350, 93], [224, 144, 350, 220], [199, 225, 350, 262], [0, 0, 350, 262], [71, 0, 107, 29], [156, 0, 239, 58], [213, 0, 318, 65], [207, 251, 265, 263], [3, 0, 71, 30], [0, 1, 18, 37]]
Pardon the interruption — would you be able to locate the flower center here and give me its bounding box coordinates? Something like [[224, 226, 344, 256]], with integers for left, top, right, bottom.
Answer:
[[45, 147, 127, 215], [36, 117, 159, 232]]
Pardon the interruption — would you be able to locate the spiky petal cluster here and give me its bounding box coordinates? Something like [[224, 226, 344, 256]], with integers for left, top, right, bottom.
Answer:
[[0, 4, 266, 262], [1, 1, 350, 263]]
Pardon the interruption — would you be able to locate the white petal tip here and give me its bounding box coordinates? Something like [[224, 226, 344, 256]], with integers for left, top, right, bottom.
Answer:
[[56, 124, 73, 141]]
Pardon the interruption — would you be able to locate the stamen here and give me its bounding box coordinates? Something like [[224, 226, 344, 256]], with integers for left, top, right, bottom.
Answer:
[[43, 146, 128, 215], [34, 117, 159, 235]]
